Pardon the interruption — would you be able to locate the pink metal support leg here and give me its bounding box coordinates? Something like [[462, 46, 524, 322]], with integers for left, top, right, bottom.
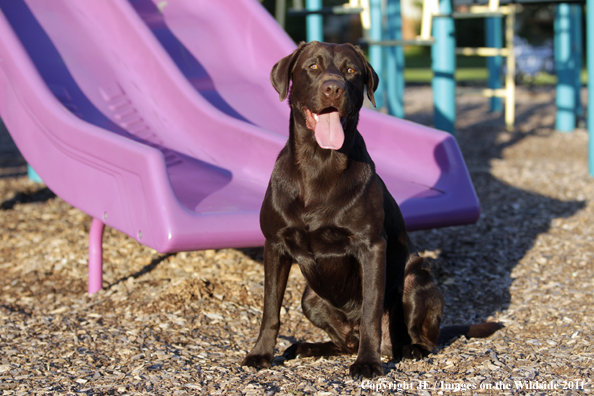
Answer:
[[88, 218, 105, 294]]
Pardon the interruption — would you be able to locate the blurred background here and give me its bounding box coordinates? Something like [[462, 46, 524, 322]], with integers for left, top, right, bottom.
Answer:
[[258, 0, 586, 85]]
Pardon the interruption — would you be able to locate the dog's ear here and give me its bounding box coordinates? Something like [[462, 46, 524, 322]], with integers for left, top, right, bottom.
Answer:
[[349, 44, 379, 108], [364, 61, 379, 108], [270, 42, 308, 101]]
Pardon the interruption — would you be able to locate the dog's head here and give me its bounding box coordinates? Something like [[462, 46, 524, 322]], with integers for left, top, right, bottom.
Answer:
[[271, 41, 379, 151]]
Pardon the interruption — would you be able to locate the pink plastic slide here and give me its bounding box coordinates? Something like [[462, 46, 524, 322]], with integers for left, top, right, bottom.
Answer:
[[0, 0, 479, 293]]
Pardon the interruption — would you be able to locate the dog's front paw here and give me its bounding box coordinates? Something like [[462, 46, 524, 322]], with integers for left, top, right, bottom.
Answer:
[[349, 359, 384, 379], [241, 352, 273, 369]]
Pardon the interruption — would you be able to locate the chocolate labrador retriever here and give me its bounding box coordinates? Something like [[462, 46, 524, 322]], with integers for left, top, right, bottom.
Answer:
[[242, 41, 501, 379]]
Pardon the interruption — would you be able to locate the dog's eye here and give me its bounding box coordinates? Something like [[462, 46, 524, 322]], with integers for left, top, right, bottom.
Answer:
[[347, 67, 356, 74], [309, 64, 318, 70]]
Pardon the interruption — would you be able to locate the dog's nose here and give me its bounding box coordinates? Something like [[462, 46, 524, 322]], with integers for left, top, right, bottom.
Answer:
[[321, 79, 345, 101]]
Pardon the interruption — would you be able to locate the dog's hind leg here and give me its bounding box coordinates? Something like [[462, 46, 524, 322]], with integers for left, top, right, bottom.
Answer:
[[283, 285, 358, 359]]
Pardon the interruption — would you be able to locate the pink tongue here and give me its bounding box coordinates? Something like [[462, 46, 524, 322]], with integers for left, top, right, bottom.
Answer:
[[314, 111, 344, 150]]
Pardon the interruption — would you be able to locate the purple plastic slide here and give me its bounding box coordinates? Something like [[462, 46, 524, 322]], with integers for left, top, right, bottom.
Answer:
[[0, 0, 479, 293]]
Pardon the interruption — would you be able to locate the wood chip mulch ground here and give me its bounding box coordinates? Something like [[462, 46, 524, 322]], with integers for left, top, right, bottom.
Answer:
[[1, 86, 593, 395]]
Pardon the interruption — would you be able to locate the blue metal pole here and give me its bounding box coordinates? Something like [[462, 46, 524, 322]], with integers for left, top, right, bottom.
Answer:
[[432, 0, 456, 134], [554, 3, 576, 132], [385, 0, 405, 118], [27, 165, 42, 183], [486, 16, 503, 113], [586, 0, 594, 176], [306, 0, 323, 42], [369, 0, 385, 110], [571, 5, 583, 121]]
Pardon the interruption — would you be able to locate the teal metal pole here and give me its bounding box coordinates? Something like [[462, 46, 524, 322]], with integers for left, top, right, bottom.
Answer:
[[306, 0, 323, 42], [432, 0, 456, 134], [554, 3, 576, 132], [369, 0, 385, 110], [27, 165, 42, 183], [486, 16, 503, 113], [571, 5, 583, 121], [586, 0, 594, 176], [385, 0, 405, 118]]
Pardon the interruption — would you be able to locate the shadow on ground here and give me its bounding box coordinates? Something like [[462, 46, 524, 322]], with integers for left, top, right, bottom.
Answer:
[[406, 90, 585, 325], [109, 253, 177, 289], [1, 187, 56, 210], [0, 120, 27, 179]]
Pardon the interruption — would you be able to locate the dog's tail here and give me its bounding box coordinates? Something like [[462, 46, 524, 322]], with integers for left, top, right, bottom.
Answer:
[[438, 322, 504, 345]]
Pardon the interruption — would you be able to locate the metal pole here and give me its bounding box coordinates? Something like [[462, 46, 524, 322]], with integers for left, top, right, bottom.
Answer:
[[369, 0, 385, 110], [276, 0, 287, 28], [587, 0, 594, 175], [385, 0, 405, 118], [486, 16, 503, 113], [27, 165, 42, 183], [571, 5, 583, 122], [504, 5, 515, 130], [88, 218, 105, 294], [555, 3, 576, 132], [432, 0, 456, 134], [306, 0, 323, 42]]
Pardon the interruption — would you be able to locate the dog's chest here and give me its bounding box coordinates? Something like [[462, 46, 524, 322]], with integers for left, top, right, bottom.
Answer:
[[280, 223, 354, 260], [281, 223, 363, 306], [279, 186, 369, 260]]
